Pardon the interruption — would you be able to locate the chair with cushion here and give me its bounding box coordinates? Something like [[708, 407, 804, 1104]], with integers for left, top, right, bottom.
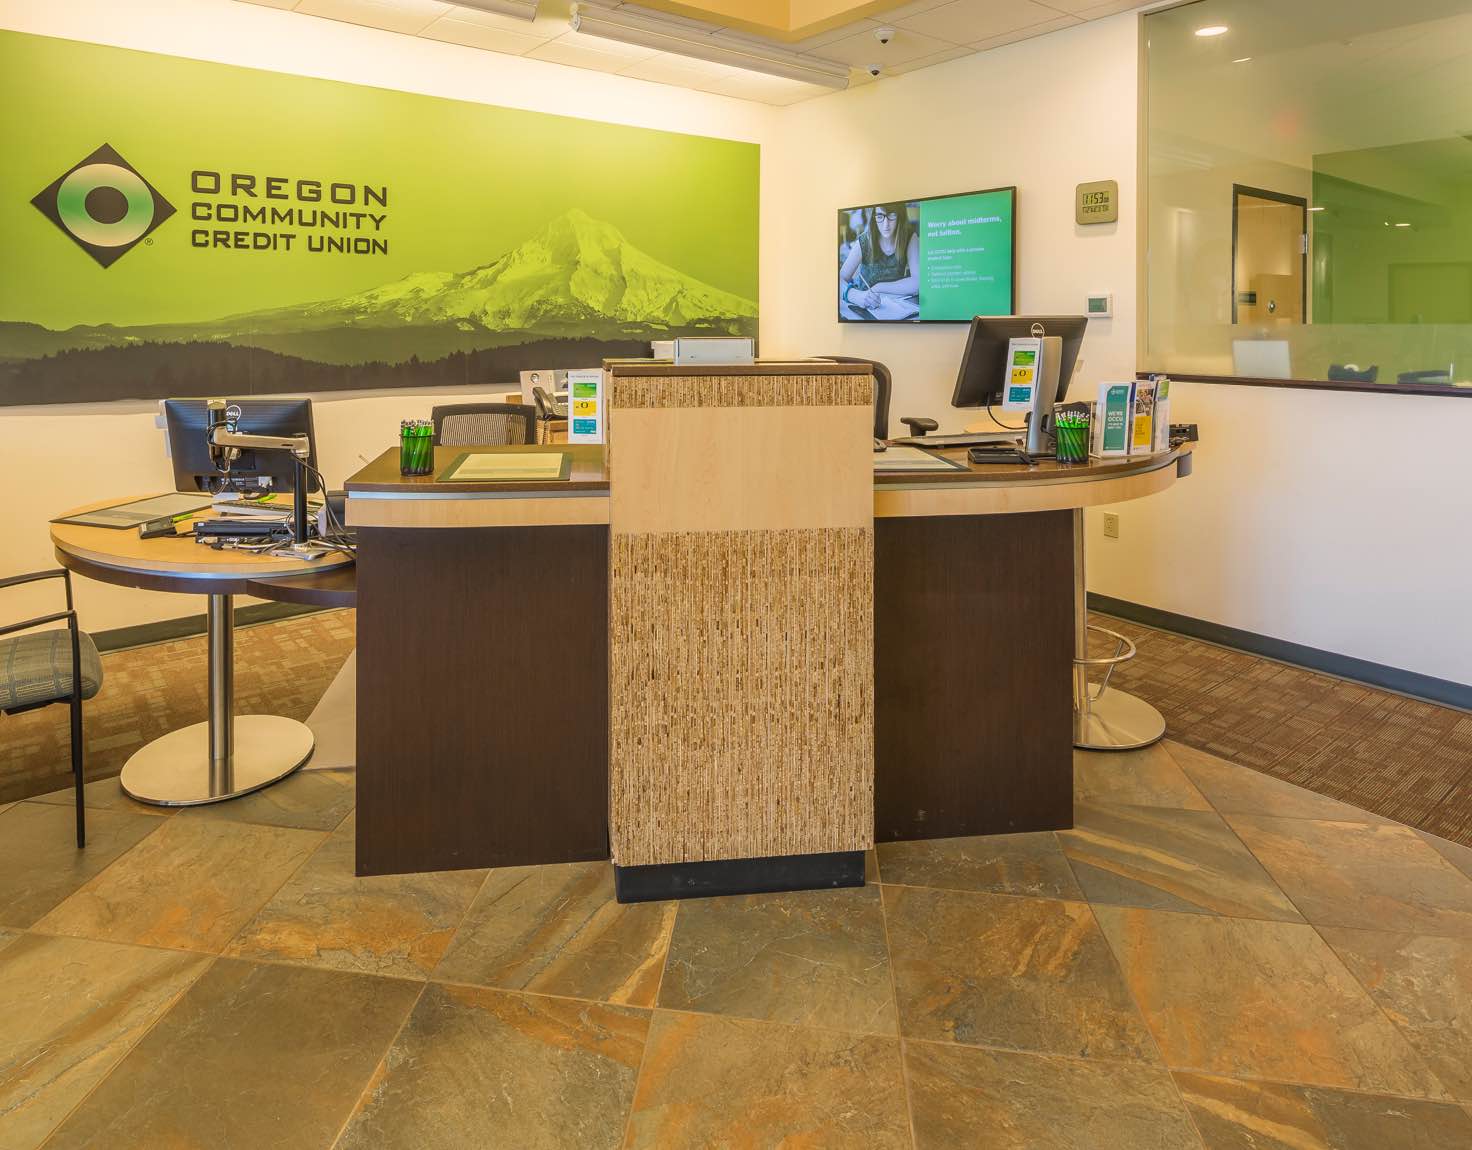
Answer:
[[1, 569, 102, 846], [431, 403, 537, 447]]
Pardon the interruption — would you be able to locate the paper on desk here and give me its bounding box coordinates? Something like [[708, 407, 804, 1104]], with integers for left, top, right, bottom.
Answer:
[[873, 446, 966, 472], [441, 452, 569, 481]]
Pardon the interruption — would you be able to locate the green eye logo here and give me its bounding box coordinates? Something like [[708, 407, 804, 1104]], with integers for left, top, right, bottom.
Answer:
[[32, 144, 175, 267]]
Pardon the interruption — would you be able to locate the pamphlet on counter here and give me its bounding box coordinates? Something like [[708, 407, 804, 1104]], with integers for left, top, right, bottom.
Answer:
[[1090, 375, 1172, 458]]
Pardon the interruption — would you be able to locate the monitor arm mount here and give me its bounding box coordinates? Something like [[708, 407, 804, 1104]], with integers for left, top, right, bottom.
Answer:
[[206, 399, 312, 546]]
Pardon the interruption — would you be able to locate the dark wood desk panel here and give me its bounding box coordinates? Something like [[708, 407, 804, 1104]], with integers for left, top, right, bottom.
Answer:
[[246, 565, 357, 609], [354, 523, 609, 876], [874, 510, 1074, 841]]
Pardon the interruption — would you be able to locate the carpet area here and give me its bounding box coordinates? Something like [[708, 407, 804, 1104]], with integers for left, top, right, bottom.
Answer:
[[0, 610, 357, 803], [1101, 614, 1472, 845], [3, 608, 1469, 849]]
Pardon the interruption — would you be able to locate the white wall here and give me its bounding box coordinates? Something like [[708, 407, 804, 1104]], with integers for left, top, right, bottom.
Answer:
[[764, 14, 1141, 430], [761, 10, 1471, 687], [0, 0, 777, 632]]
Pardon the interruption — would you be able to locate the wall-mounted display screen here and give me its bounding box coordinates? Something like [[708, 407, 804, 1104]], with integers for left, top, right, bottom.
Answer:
[[837, 186, 1015, 323]]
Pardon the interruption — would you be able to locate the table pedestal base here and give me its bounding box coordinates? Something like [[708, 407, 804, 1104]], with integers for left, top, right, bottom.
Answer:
[[1073, 688, 1167, 752], [120, 716, 314, 806]]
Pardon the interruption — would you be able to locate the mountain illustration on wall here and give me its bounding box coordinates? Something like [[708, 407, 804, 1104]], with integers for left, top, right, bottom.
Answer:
[[0, 209, 758, 405]]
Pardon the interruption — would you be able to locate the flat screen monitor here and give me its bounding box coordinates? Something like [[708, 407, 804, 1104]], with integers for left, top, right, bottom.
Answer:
[[164, 397, 319, 494], [951, 316, 1088, 408], [838, 186, 1016, 323]]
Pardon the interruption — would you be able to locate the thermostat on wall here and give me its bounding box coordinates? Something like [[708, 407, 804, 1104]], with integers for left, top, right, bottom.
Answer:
[[1085, 292, 1113, 319]]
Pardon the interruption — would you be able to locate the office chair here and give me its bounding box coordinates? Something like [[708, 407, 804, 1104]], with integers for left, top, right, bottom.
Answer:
[[532, 387, 568, 444], [431, 403, 537, 447], [816, 356, 936, 439], [0, 569, 102, 847], [1327, 364, 1378, 383], [1397, 369, 1454, 386]]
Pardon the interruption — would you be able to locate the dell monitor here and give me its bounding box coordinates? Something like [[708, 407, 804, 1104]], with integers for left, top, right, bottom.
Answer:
[[164, 397, 320, 495], [951, 315, 1089, 408]]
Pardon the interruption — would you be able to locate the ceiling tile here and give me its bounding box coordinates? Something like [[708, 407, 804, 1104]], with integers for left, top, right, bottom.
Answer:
[[527, 39, 633, 70], [1048, 0, 1145, 14], [530, 33, 660, 69], [871, 0, 951, 20], [1071, 0, 1148, 18], [618, 53, 743, 86], [715, 72, 828, 105], [552, 28, 663, 57], [237, 0, 300, 10], [293, 0, 451, 35], [896, 0, 1064, 43], [882, 43, 974, 74], [419, 14, 551, 50], [970, 13, 1080, 50], [790, 19, 882, 51], [817, 23, 954, 65]]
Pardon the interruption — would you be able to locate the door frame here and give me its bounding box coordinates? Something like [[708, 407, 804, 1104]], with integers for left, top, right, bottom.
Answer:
[[1231, 184, 1308, 324]]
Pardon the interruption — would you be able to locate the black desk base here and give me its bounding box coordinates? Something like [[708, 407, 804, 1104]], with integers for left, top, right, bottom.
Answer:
[[614, 850, 864, 903]]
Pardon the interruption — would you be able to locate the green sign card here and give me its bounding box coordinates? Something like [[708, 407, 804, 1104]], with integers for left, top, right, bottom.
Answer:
[[0, 30, 759, 405]]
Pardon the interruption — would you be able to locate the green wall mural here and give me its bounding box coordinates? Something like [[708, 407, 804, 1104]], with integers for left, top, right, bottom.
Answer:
[[0, 30, 760, 406]]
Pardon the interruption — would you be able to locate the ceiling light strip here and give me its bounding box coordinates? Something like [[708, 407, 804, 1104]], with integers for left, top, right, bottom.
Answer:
[[455, 0, 539, 20], [570, 4, 849, 89]]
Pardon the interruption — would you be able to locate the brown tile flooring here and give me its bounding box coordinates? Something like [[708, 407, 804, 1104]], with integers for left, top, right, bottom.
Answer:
[[4, 745, 1472, 1148]]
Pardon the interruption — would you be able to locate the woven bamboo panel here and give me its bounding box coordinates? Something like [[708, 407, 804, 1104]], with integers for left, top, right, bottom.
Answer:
[[610, 526, 874, 866], [610, 373, 871, 410]]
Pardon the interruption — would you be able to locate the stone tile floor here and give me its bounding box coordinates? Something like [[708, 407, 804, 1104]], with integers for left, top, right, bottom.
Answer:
[[3, 742, 1472, 1148]]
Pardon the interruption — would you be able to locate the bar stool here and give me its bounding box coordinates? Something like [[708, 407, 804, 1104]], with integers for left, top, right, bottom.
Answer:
[[1071, 510, 1165, 750]]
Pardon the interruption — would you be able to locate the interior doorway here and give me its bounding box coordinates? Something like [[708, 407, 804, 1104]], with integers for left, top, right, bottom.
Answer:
[[1232, 185, 1307, 325]]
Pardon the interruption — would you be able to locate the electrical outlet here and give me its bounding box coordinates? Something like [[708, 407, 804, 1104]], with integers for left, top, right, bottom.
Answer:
[[1102, 513, 1120, 539]]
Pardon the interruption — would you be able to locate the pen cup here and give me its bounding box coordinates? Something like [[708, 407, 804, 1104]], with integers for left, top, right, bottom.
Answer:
[[1054, 405, 1091, 464], [399, 420, 434, 476]]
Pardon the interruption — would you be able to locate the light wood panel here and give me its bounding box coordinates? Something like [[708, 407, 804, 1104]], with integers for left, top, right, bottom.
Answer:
[[610, 527, 874, 866], [346, 494, 609, 529], [610, 405, 872, 534], [608, 367, 875, 870]]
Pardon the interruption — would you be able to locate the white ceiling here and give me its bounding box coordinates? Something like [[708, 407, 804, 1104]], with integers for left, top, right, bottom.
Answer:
[[236, 0, 1152, 105]]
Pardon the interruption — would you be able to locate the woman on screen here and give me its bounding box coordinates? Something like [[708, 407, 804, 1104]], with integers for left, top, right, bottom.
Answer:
[[839, 202, 919, 314]]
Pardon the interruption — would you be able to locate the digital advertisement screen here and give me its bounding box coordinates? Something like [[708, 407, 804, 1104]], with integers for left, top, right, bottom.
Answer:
[[837, 186, 1015, 323]]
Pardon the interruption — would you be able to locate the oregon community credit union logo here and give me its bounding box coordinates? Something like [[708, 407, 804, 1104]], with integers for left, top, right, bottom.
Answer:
[[32, 143, 175, 268]]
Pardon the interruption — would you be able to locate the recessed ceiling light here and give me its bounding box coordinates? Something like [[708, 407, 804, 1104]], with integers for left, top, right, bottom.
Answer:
[[1394, 222, 1411, 228], [1195, 25, 1229, 37], [1232, 56, 1251, 63], [1307, 206, 1325, 212]]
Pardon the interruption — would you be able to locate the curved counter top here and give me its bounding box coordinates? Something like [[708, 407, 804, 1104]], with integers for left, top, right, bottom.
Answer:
[[345, 442, 1192, 526], [51, 498, 352, 596], [873, 444, 1193, 517]]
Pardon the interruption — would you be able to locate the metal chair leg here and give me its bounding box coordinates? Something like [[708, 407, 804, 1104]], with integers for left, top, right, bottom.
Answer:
[[70, 687, 85, 848]]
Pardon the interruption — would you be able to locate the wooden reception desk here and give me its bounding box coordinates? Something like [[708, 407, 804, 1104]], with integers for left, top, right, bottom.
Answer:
[[345, 362, 1191, 893]]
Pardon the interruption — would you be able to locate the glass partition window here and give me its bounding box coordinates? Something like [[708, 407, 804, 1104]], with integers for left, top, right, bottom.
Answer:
[[1143, 0, 1472, 392]]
